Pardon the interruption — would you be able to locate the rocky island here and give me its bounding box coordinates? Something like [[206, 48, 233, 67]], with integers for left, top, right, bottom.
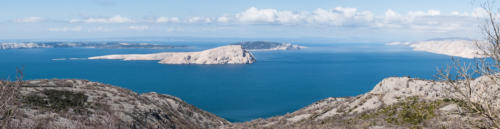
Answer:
[[88, 45, 256, 64], [232, 41, 305, 51], [386, 39, 491, 58]]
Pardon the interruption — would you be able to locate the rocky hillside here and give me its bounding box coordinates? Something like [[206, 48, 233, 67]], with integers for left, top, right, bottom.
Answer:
[[2, 75, 500, 128], [232, 76, 500, 129], [3, 79, 229, 129]]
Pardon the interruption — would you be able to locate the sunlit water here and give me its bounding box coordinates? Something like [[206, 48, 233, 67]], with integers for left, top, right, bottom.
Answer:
[[0, 43, 456, 122]]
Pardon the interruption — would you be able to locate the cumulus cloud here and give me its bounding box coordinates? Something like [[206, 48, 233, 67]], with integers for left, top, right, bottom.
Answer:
[[156, 17, 180, 23], [128, 25, 149, 31], [187, 17, 212, 23], [48, 26, 83, 32], [55, 7, 487, 33], [70, 15, 133, 23], [230, 7, 374, 25], [14, 17, 43, 23]]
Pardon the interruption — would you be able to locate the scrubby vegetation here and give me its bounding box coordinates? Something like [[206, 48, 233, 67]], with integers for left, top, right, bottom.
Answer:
[[360, 97, 441, 127], [23, 89, 88, 111]]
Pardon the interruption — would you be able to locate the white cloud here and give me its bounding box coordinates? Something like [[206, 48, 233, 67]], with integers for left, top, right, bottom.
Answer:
[[231, 7, 374, 25], [53, 7, 486, 34], [14, 17, 43, 23], [187, 17, 212, 23], [217, 16, 231, 23], [236, 7, 278, 23], [48, 26, 83, 32], [128, 25, 149, 31], [156, 16, 180, 23], [71, 15, 133, 23]]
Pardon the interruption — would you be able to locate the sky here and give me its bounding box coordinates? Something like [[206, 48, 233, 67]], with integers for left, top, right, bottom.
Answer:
[[0, 0, 493, 42]]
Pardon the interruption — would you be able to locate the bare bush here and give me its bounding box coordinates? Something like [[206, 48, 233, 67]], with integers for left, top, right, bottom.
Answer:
[[437, 1, 500, 128], [0, 68, 23, 129]]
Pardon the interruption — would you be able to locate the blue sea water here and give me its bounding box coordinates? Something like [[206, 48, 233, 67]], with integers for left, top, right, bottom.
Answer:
[[0, 43, 456, 122]]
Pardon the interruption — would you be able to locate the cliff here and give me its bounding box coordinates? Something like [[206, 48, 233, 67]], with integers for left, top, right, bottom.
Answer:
[[89, 45, 256, 64], [387, 39, 491, 58]]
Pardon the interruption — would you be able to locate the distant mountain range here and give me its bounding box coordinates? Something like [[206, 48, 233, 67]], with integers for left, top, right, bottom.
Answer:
[[231, 41, 306, 51], [0, 42, 183, 50]]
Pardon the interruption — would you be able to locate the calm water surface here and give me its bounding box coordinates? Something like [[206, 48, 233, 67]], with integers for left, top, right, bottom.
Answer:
[[0, 43, 454, 122]]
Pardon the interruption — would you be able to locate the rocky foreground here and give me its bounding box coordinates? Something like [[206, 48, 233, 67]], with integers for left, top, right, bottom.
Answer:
[[2, 79, 229, 129], [89, 45, 256, 64], [2, 75, 500, 129]]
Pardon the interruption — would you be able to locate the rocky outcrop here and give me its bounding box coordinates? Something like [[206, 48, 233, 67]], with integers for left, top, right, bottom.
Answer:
[[232, 76, 500, 129], [232, 41, 305, 51], [89, 45, 256, 64], [7, 80, 229, 129]]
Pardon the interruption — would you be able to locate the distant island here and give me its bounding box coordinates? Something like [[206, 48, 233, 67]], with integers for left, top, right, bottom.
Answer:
[[89, 45, 256, 64], [386, 39, 490, 58], [0, 42, 183, 50], [231, 41, 306, 51]]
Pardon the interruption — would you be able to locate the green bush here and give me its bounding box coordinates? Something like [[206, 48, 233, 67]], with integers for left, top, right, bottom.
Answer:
[[23, 89, 88, 111]]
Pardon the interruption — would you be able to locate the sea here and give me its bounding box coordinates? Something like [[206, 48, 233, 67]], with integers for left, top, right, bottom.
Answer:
[[0, 42, 457, 122]]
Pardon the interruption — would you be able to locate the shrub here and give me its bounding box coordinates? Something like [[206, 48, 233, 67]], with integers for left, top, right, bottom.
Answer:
[[23, 89, 88, 111]]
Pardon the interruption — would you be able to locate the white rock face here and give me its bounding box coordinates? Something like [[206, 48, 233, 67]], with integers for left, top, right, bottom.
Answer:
[[89, 45, 256, 64], [387, 40, 491, 58]]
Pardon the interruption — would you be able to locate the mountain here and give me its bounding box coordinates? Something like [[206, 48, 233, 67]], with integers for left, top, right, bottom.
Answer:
[[231, 41, 306, 51], [89, 45, 256, 64]]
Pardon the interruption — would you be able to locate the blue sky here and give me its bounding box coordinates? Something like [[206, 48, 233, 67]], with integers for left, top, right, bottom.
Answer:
[[0, 0, 490, 42]]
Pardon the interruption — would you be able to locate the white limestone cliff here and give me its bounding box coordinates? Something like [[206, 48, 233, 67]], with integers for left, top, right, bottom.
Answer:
[[387, 40, 491, 58]]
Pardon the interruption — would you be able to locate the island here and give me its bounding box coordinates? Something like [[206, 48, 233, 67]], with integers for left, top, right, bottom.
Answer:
[[231, 41, 306, 51], [0, 42, 182, 50], [88, 45, 256, 64], [386, 39, 490, 58]]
